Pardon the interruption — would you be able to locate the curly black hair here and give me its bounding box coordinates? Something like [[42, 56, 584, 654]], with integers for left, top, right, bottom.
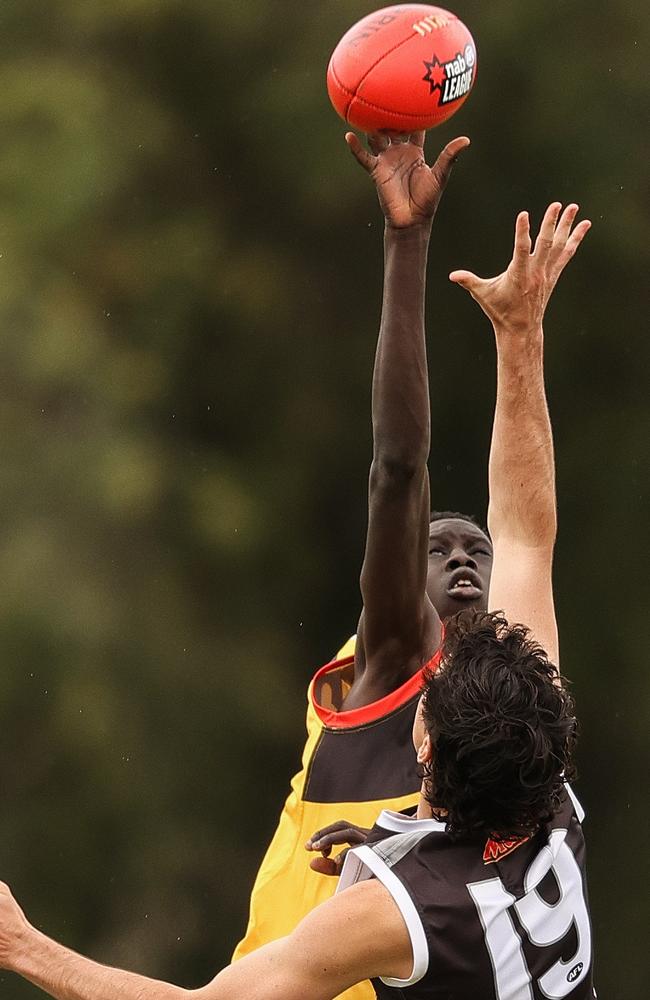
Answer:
[[421, 609, 577, 842]]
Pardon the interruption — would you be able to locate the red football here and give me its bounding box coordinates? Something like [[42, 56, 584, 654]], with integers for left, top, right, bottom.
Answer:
[[327, 4, 477, 132]]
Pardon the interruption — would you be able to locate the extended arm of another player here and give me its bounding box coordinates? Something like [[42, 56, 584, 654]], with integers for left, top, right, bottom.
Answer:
[[450, 204, 590, 664], [0, 880, 411, 1000]]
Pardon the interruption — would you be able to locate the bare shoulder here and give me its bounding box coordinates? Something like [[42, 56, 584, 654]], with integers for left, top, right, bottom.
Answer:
[[199, 879, 413, 1000], [292, 878, 413, 980]]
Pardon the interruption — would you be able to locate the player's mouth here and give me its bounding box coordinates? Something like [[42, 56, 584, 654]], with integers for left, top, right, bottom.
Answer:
[[446, 569, 483, 601]]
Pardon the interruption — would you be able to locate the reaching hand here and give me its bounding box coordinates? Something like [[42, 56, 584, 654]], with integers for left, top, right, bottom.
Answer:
[[347, 131, 470, 229], [305, 820, 370, 877], [449, 202, 591, 333]]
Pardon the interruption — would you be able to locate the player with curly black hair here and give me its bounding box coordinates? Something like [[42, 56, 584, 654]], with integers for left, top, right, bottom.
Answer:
[[418, 609, 578, 842]]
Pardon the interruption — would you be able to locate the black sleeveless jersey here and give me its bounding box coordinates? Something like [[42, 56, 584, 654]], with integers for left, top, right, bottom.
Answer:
[[337, 786, 595, 1000]]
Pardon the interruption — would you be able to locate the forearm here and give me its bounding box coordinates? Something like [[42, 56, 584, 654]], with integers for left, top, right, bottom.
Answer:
[[10, 925, 192, 1000], [372, 224, 432, 470], [357, 222, 439, 670], [487, 325, 557, 548]]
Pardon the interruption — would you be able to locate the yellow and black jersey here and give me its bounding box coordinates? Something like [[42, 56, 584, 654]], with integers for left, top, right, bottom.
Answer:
[[233, 638, 441, 1000]]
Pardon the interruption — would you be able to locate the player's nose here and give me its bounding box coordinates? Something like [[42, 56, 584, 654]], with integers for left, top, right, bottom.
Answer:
[[445, 548, 478, 572]]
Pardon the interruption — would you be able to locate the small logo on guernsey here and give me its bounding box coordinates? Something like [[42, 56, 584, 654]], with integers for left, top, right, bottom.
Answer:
[[483, 834, 530, 864], [422, 46, 475, 105], [567, 962, 584, 983]]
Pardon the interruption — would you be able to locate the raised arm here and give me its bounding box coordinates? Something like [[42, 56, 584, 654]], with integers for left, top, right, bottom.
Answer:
[[346, 132, 469, 707], [450, 203, 591, 664]]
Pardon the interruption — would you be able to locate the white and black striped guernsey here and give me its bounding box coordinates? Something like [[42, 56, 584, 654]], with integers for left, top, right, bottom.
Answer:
[[338, 786, 595, 1000]]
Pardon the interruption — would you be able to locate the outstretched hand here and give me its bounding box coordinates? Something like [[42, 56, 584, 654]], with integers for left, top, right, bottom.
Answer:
[[449, 202, 591, 332], [305, 820, 370, 877], [347, 130, 470, 229]]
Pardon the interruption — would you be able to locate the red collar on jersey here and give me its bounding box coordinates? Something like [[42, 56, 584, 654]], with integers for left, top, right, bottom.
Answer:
[[310, 644, 442, 729]]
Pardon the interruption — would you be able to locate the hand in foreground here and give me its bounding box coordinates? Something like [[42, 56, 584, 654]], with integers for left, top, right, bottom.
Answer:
[[347, 131, 469, 230], [449, 202, 591, 333], [305, 820, 370, 877]]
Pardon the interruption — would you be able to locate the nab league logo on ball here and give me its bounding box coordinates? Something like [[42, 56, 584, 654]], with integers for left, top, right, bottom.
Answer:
[[422, 42, 475, 105]]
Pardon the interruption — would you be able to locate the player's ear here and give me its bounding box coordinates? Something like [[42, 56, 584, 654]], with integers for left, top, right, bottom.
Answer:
[[416, 733, 432, 765]]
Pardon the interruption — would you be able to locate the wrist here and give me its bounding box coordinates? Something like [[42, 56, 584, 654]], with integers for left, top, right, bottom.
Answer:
[[384, 219, 432, 242], [383, 223, 431, 264], [492, 321, 544, 347], [5, 920, 40, 975]]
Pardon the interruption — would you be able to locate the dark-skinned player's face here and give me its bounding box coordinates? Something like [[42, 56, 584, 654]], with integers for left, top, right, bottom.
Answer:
[[426, 518, 493, 621]]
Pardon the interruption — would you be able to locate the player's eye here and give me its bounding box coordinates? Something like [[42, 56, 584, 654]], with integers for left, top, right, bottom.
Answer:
[[429, 546, 444, 556]]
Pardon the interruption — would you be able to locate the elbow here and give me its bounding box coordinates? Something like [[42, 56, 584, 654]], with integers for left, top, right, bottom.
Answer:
[[487, 509, 557, 550], [369, 454, 425, 491]]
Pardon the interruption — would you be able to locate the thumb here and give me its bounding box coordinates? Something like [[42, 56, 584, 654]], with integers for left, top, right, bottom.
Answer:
[[345, 132, 376, 174], [449, 269, 483, 292], [309, 856, 340, 877]]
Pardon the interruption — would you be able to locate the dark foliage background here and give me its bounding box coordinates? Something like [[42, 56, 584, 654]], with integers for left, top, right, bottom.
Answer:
[[0, 2, 646, 997]]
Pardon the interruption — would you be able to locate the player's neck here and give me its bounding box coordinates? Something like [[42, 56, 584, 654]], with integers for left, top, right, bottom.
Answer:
[[416, 788, 434, 819], [416, 784, 450, 822]]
